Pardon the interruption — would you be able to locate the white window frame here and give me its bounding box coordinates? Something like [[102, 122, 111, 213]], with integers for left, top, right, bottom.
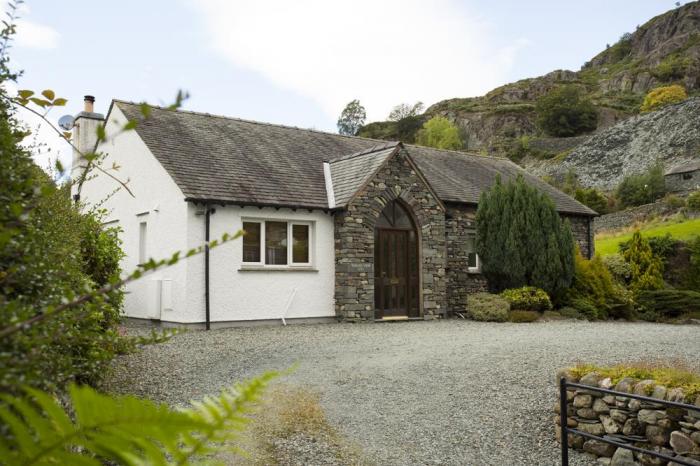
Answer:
[[466, 230, 480, 273], [241, 219, 314, 268]]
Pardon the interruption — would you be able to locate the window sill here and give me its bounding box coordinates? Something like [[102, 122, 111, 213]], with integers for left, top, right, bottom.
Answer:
[[467, 268, 482, 275], [238, 265, 318, 272]]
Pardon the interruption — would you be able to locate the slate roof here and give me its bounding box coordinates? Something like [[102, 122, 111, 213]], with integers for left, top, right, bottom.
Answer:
[[665, 160, 700, 175], [112, 100, 597, 216], [327, 142, 399, 207]]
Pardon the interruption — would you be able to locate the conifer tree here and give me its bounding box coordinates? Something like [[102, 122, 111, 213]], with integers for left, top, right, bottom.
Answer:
[[623, 231, 665, 291], [475, 176, 575, 294]]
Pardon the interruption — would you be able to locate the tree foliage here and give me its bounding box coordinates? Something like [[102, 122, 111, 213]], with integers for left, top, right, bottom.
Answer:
[[623, 231, 665, 292], [535, 85, 598, 137], [565, 250, 633, 320], [574, 187, 609, 214], [475, 175, 575, 295], [640, 84, 687, 112], [387, 101, 424, 121], [0, 372, 277, 465], [415, 116, 463, 150], [615, 163, 666, 207], [337, 99, 366, 136]]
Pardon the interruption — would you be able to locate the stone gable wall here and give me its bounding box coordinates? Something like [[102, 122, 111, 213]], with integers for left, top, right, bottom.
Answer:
[[445, 206, 594, 313], [334, 149, 446, 320]]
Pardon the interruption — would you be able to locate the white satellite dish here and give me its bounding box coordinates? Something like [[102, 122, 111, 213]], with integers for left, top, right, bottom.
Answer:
[[58, 114, 75, 131]]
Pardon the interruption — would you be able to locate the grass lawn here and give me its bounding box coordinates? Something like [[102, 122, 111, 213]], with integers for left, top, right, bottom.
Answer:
[[595, 217, 700, 256]]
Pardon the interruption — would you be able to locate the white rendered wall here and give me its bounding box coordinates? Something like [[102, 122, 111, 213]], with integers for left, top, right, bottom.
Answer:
[[76, 104, 189, 320], [184, 205, 336, 323]]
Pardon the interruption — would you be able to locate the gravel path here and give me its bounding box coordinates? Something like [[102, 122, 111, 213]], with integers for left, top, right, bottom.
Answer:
[[110, 320, 700, 465]]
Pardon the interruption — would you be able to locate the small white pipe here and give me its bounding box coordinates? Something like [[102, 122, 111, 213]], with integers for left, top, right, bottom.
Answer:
[[281, 288, 298, 326]]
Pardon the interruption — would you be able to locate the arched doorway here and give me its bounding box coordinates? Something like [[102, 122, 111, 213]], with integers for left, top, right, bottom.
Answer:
[[374, 200, 420, 319]]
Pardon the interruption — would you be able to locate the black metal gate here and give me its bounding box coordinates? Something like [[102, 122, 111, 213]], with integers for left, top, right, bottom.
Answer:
[[559, 377, 700, 466]]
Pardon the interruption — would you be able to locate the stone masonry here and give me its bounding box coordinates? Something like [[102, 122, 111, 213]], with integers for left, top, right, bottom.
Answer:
[[334, 148, 446, 320], [333, 149, 595, 321], [564, 214, 594, 259], [445, 204, 488, 314]]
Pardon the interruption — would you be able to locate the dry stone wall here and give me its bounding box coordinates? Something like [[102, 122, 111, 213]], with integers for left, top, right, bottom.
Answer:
[[555, 370, 700, 465]]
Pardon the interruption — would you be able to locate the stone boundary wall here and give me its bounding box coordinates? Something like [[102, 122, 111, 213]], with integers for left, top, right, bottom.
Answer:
[[555, 370, 700, 465], [594, 202, 684, 233]]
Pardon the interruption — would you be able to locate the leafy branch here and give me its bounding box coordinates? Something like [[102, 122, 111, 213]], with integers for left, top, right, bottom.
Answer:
[[0, 229, 243, 339], [0, 371, 279, 465]]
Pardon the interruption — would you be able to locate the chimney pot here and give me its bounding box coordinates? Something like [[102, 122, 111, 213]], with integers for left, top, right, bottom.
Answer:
[[84, 95, 95, 113]]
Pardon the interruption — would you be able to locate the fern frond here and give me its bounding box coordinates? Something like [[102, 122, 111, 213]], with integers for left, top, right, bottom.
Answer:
[[0, 371, 279, 466]]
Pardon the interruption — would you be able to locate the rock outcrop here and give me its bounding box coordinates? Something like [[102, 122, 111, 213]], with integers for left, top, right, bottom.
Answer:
[[359, 1, 700, 169], [525, 98, 700, 190]]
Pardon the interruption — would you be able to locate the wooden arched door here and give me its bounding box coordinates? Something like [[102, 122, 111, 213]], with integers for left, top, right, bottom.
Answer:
[[374, 201, 420, 319]]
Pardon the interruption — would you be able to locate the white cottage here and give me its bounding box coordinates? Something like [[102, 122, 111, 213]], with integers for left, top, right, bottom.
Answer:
[[73, 97, 596, 327]]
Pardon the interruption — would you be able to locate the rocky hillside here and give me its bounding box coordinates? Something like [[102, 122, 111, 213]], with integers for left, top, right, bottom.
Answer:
[[525, 97, 700, 190], [359, 1, 700, 178]]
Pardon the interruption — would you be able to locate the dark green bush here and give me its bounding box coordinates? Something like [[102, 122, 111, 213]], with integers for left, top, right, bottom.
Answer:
[[0, 92, 126, 394], [635, 289, 700, 319], [501, 286, 552, 312], [475, 176, 575, 295], [535, 85, 598, 137], [616, 164, 666, 207], [688, 191, 700, 210], [568, 297, 601, 320], [574, 187, 609, 214], [558, 307, 585, 320], [684, 236, 700, 291], [509, 310, 539, 323], [467, 293, 510, 322]]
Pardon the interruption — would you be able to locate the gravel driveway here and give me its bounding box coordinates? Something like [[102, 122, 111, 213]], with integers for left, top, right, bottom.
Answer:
[[110, 320, 700, 465]]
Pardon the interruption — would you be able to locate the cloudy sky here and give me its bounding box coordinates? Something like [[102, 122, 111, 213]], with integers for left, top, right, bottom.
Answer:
[[8, 0, 690, 170]]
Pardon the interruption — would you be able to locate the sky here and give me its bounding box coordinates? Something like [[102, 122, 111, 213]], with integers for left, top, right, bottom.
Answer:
[[6, 0, 692, 170]]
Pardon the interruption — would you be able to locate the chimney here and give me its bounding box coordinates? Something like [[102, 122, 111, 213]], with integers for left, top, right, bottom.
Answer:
[[71, 94, 105, 190], [83, 95, 95, 113]]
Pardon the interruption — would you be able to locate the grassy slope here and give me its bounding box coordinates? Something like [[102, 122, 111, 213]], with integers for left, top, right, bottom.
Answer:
[[595, 217, 700, 256]]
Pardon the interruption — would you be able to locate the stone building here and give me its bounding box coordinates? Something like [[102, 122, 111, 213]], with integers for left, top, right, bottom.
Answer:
[[665, 161, 700, 194], [76, 98, 596, 326]]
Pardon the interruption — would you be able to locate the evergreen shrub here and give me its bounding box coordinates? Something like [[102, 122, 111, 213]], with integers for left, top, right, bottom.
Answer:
[[501, 286, 552, 312], [475, 176, 575, 295], [467, 293, 510, 322], [509, 310, 540, 323]]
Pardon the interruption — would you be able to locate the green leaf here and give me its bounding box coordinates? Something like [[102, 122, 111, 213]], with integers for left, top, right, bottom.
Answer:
[[139, 102, 151, 118], [53, 97, 67, 106], [29, 97, 50, 108], [123, 120, 138, 130], [17, 89, 33, 99], [95, 124, 106, 141], [41, 89, 55, 100]]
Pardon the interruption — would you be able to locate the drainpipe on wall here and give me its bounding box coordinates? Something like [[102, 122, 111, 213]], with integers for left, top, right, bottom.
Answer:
[[204, 206, 216, 330]]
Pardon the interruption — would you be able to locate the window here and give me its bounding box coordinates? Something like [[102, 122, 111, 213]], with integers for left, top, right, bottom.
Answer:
[[138, 221, 147, 264], [242, 219, 313, 267], [292, 224, 310, 263], [465, 231, 480, 272], [242, 222, 261, 262], [682, 172, 693, 180], [265, 221, 288, 265]]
